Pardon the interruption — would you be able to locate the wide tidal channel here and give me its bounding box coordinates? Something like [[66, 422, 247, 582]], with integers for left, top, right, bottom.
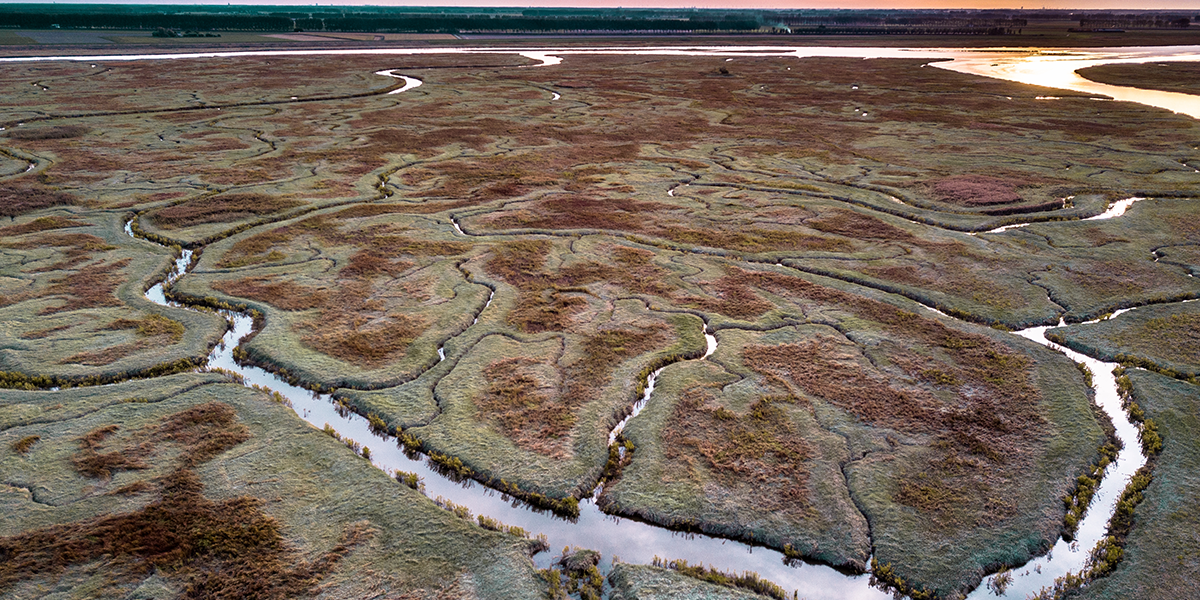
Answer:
[[81, 43, 1200, 598]]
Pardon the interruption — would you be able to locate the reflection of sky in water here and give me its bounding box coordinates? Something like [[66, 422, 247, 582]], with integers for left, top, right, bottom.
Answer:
[[5, 44, 1199, 118], [98, 46, 1198, 599], [940, 45, 1200, 119]]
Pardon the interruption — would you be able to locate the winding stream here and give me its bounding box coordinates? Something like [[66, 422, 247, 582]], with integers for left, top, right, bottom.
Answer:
[[127, 215, 1153, 600], [42, 43, 1200, 598]]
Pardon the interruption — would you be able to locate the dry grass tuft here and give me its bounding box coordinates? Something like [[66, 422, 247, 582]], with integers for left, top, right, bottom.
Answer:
[[62, 343, 147, 367], [71, 424, 151, 480], [11, 435, 40, 455], [105, 314, 186, 341]]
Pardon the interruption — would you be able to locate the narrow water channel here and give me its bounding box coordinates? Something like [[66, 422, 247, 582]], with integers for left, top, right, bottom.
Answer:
[[127, 209, 1157, 600], [65, 42, 1200, 597], [130, 216, 885, 599]]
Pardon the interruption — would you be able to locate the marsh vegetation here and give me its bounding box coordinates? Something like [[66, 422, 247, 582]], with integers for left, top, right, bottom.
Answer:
[[1, 45, 1197, 600]]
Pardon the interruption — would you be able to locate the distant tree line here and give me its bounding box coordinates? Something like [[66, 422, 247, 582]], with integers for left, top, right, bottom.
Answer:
[[1079, 15, 1191, 29], [0, 12, 293, 31], [776, 16, 1024, 35], [0, 11, 759, 33], [293, 15, 758, 33], [781, 16, 1026, 27], [783, 26, 1020, 36]]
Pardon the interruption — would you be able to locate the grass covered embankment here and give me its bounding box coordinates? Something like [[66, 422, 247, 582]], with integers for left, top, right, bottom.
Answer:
[[1048, 301, 1200, 380], [1072, 370, 1200, 599], [608, 562, 780, 600], [1077, 62, 1200, 96]]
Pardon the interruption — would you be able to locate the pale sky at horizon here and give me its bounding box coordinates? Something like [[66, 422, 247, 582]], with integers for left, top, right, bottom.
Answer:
[[11, 1, 1200, 10]]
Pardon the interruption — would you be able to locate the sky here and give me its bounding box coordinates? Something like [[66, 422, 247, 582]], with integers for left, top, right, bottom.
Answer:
[[14, 0, 1200, 9]]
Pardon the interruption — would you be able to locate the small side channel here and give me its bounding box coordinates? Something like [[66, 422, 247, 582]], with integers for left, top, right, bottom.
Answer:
[[125, 217, 888, 600]]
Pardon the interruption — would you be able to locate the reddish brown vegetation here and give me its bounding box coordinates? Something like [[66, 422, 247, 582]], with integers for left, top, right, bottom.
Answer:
[[40, 258, 131, 315], [807, 209, 916, 241], [744, 340, 941, 434], [707, 267, 1047, 521], [483, 195, 850, 254], [663, 386, 812, 512], [5, 125, 88, 140], [19, 324, 72, 340], [485, 240, 678, 332], [11, 435, 39, 454], [158, 402, 253, 465], [662, 226, 850, 254], [0, 402, 369, 599], [0, 184, 76, 217], [148, 193, 303, 229], [486, 195, 674, 232], [478, 357, 566, 456], [0, 216, 88, 237], [333, 199, 477, 219], [59, 315, 186, 366], [476, 326, 669, 457], [36, 233, 113, 255], [341, 251, 415, 279], [218, 214, 469, 269], [62, 343, 146, 366], [215, 274, 427, 368], [689, 275, 775, 320], [71, 424, 152, 479], [298, 312, 426, 369], [930, 175, 1022, 206], [104, 314, 186, 341], [214, 277, 328, 311], [213, 213, 477, 369]]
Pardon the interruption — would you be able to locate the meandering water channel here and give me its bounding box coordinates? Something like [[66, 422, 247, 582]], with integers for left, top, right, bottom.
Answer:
[[34, 43, 1200, 598]]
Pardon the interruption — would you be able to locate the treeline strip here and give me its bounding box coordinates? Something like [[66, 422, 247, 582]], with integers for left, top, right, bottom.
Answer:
[[0, 12, 759, 33], [0, 13, 294, 31]]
